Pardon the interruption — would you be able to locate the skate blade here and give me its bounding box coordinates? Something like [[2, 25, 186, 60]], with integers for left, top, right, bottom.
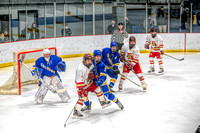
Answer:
[[72, 115, 84, 119], [147, 72, 155, 75], [102, 102, 112, 109]]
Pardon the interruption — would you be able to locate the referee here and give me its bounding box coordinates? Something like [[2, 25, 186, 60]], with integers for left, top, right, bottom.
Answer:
[[111, 22, 128, 51]]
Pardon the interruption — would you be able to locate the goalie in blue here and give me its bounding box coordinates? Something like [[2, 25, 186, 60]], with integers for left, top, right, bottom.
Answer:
[[33, 48, 70, 104], [101, 42, 120, 92]]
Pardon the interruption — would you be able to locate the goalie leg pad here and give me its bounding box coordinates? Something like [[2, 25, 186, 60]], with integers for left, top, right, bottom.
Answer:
[[35, 76, 51, 104], [51, 76, 70, 102]]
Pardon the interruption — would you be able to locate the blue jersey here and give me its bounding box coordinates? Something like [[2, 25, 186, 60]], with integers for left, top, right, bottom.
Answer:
[[92, 60, 107, 86], [101, 47, 120, 69], [34, 55, 62, 78]]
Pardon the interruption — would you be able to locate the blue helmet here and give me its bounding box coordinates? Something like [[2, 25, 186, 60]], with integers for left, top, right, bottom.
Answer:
[[110, 42, 117, 48], [93, 50, 102, 57], [110, 42, 118, 53]]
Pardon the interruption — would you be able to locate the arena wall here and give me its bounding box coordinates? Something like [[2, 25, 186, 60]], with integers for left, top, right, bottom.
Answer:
[[0, 33, 199, 67]]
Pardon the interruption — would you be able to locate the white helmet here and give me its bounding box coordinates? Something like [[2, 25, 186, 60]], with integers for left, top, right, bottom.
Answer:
[[43, 48, 51, 62]]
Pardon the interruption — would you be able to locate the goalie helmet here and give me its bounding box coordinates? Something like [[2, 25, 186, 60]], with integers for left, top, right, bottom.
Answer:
[[43, 48, 51, 62], [83, 53, 93, 68]]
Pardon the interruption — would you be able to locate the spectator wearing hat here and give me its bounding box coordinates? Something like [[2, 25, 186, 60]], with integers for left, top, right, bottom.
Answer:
[[111, 22, 128, 51]]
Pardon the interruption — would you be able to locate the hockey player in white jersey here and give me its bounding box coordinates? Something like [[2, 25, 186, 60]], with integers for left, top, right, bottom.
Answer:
[[119, 36, 147, 91], [33, 48, 70, 104], [74, 53, 111, 118], [145, 27, 164, 74]]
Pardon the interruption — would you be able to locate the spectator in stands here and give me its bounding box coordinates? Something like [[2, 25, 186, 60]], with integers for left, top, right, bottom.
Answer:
[[181, 6, 194, 32], [3, 29, 14, 42], [124, 17, 132, 33], [111, 22, 128, 51], [107, 20, 117, 34], [143, 16, 155, 33], [61, 24, 72, 36], [30, 23, 40, 39], [157, 6, 167, 33], [21, 24, 31, 40], [0, 31, 4, 43]]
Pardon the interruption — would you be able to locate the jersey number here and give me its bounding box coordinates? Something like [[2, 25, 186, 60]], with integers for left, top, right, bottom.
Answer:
[[152, 41, 157, 46]]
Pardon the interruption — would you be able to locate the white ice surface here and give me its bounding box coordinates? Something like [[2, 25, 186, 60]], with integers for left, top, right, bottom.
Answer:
[[0, 53, 200, 133]]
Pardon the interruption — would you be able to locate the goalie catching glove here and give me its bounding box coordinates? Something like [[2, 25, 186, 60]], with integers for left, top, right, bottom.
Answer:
[[57, 61, 66, 72]]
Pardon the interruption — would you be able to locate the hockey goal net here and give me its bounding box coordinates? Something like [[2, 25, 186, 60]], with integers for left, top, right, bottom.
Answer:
[[0, 47, 57, 95]]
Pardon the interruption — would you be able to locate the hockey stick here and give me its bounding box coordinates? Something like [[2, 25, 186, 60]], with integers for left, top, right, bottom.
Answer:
[[107, 65, 142, 87], [164, 53, 184, 61], [64, 80, 93, 127], [19, 59, 57, 93], [123, 61, 146, 88]]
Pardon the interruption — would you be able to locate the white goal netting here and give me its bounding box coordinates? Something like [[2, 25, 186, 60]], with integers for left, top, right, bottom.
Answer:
[[0, 47, 57, 95]]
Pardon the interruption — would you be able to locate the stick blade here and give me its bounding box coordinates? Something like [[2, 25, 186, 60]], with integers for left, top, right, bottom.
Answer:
[[179, 58, 184, 61], [64, 124, 66, 128]]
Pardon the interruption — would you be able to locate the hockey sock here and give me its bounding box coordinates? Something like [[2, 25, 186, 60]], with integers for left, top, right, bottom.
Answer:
[[84, 97, 90, 106]]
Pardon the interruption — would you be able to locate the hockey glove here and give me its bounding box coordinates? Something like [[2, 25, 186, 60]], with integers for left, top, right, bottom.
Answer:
[[96, 79, 104, 87], [144, 43, 149, 49], [88, 70, 95, 80], [160, 50, 164, 55], [32, 67, 43, 78], [120, 56, 125, 62], [78, 88, 84, 97], [127, 63, 135, 70], [57, 61, 66, 72], [113, 68, 120, 75]]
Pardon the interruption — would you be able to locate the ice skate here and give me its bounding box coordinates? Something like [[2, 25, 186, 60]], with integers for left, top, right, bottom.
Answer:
[[158, 68, 164, 74], [73, 108, 84, 118], [81, 101, 92, 112], [100, 100, 112, 109], [117, 101, 124, 110], [118, 83, 123, 91], [148, 67, 155, 74]]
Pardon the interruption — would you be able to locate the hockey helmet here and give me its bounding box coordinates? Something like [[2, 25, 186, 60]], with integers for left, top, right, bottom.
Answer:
[[129, 36, 136, 49], [93, 50, 102, 57], [150, 27, 157, 32], [110, 42, 117, 53], [83, 53, 93, 68], [93, 50, 102, 63], [150, 27, 157, 38]]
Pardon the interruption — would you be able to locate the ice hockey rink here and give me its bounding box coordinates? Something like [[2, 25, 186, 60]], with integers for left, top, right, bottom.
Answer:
[[0, 52, 200, 133]]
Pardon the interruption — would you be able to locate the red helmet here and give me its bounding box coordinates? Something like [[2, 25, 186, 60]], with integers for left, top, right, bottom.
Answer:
[[150, 27, 157, 32], [129, 36, 136, 42], [83, 53, 93, 68], [83, 53, 93, 61]]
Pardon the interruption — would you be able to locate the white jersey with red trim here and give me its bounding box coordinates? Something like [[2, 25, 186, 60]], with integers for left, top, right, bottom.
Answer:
[[121, 43, 140, 65], [145, 34, 164, 52], [75, 63, 94, 89]]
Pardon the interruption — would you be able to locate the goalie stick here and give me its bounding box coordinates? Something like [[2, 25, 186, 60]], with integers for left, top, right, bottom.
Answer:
[[164, 53, 184, 61], [19, 59, 57, 94]]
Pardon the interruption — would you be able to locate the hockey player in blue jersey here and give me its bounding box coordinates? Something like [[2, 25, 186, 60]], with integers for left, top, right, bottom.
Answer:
[[92, 50, 123, 110], [101, 42, 120, 92], [33, 48, 70, 104]]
